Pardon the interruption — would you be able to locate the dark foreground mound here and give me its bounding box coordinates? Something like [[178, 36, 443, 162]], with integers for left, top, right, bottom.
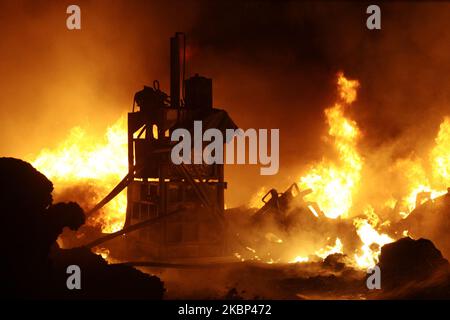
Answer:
[[50, 247, 164, 299], [0, 157, 164, 299], [377, 237, 450, 299], [399, 191, 450, 260]]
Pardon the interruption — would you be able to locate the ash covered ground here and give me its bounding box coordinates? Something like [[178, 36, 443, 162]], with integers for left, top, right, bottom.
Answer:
[[2, 157, 450, 299]]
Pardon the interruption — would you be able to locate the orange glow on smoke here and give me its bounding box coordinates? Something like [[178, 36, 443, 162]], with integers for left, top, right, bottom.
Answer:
[[27, 71, 450, 269]]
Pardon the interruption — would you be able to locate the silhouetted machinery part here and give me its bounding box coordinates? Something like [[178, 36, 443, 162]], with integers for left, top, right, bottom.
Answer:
[[185, 74, 213, 110], [133, 81, 169, 113], [252, 183, 301, 218], [84, 33, 240, 262], [251, 183, 320, 227]]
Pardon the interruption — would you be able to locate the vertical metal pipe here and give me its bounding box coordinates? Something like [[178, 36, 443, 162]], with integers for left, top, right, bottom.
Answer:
[[170, 34, 181, 108]]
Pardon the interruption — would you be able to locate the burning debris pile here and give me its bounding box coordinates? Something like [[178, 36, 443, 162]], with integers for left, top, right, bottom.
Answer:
[[235, 72, 450, 273], [228, 73, 394, 269], [18, 71, 450, 299]]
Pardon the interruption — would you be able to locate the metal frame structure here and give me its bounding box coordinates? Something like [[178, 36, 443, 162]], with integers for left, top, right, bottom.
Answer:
[[123, 33, 233, 260]]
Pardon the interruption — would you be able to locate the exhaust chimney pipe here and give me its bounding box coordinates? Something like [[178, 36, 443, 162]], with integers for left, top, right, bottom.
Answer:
[[170, 32, 185, 108]]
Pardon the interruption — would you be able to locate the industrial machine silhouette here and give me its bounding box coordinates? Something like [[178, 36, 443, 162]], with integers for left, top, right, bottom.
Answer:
[[86, 33, 237, 261]]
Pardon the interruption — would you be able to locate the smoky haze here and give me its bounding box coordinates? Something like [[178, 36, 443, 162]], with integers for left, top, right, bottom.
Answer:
[[0, 1, 449, 207]]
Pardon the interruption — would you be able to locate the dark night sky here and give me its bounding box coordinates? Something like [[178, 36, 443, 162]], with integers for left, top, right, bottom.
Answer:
[[0, 1, 449, 205]]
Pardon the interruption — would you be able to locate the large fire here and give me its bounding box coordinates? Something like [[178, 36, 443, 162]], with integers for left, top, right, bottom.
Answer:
[[27, 72, 450, 270], [299, 72, 362, 219], [289, 72, 449, 268], [31, 117, 128, 233], [293, 72, 392, 268], [394, 118, 450, 218]]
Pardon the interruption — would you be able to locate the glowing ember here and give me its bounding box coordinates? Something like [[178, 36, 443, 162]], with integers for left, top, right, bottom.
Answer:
[[265, 233, 283, 243], [93, 247, 110, 260], [315, 238, 344, 260], [291, 256, 309, 263], [307, 205, 319, 218]]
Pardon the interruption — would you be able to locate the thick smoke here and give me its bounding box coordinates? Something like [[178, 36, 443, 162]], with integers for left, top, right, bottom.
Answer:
[[186, 1, 450, 206], [1, 1, 449, 208], [1, 1, 450, 299]]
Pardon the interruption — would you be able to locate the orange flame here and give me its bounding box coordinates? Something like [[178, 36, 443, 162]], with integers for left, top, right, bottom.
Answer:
[[31, 116, 128, 233], [299, 72, 362, 219], [395, 118, 450, 218], [431, 117, 450, 183], [27, 71, 450, 269], [353, 218, 393, 269]]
